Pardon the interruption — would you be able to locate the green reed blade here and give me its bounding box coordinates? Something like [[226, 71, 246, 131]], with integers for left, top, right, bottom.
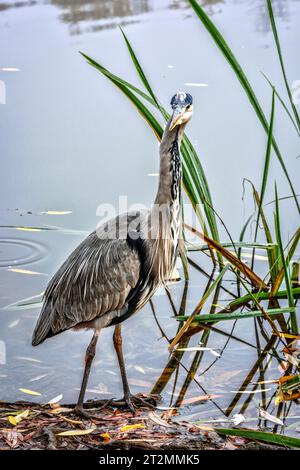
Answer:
[[214, 427, 300, 448], [274, 184, 298, 333], [175, 307, 295, 323], [261, 71, 300, 137], [266, 0, 300, 131], [188, 0, 299, 213]]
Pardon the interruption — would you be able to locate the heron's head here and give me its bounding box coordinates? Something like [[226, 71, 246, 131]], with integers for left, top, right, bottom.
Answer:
[[169, 92, 193, 131]]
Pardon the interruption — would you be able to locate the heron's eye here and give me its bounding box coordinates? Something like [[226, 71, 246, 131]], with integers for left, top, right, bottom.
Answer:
[[186, 105, 191, 110]]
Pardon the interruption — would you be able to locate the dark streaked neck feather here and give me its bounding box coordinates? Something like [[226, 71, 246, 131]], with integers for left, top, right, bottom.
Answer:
[[154, 119, 185, 206], [147, 119, 186, 284]]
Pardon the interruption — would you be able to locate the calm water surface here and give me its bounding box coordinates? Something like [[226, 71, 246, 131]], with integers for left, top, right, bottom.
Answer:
[[0, 0, 299, 436]]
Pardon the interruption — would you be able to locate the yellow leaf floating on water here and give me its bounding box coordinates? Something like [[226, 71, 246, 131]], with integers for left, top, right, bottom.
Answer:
[[120, 423, 145, 432], [181, 394, 221, 405], [19, 388, 41, 396], [16, 227, 41, 232], [134, 365, 146, 374], [43, 211, 72, 215], [47, 394, 63, 404], [57, 428, 96, 436], [7, 268, 43, 275]]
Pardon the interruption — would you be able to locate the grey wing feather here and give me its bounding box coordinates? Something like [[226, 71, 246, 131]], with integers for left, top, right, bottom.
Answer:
[[32, 213, 144, 345]]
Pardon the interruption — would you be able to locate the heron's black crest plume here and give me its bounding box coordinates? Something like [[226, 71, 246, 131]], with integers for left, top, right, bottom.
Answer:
[[170, 92, 193, 109]]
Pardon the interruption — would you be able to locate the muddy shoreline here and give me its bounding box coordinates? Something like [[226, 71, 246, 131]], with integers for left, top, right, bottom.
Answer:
[[0, 400, 289, 451]]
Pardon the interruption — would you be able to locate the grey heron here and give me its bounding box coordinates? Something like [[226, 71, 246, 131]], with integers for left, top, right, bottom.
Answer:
[[32, 92, 193, 417]]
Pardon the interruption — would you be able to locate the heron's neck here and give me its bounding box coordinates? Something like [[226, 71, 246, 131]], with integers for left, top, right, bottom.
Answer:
[[154, 120, 185, 206], [147, 120, 185, 284]]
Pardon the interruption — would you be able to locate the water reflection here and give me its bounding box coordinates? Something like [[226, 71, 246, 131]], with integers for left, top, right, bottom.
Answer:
[[51, 0, 151, 35], [0, 1, 36, 11], [252, 0, 294, 33], [150, 267, 299, 435], [0, 0, 299, 34]]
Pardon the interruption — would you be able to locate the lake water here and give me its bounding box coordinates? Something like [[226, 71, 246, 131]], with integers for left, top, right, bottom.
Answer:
[[0, 0, 299, 437]]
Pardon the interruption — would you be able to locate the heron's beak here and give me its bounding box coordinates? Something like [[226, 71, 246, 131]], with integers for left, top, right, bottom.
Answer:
[[169, 107, 186, 131]]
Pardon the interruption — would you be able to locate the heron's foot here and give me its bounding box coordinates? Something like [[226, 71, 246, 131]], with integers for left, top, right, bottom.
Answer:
[[74, 405, 95, 419], [113, 393, 159, 413], [74, 399, 112, 419]]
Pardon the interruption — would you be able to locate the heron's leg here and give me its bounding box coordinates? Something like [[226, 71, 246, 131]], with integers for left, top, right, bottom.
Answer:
[[113, 325, 158, 412], [74, 329, 100, 418], [113, 324, 135, 412]]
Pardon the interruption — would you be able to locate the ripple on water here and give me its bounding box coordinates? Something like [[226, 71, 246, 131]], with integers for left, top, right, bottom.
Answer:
[[0, 237, 48, 268]]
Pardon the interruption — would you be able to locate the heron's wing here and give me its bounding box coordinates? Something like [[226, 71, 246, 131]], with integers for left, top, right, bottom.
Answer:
[[32, 213, 146, 344]]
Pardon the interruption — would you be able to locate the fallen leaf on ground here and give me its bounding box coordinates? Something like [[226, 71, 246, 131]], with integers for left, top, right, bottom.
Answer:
[[120, 423, 145, 432], [148, 412, 172, 428], [60, 416, 83, 425], [19, 388, 41, 396], [57, 428, 96, 436], [8, 410, 30, 427], [194, 424, 214, 431], [48, 407, 73, 414]]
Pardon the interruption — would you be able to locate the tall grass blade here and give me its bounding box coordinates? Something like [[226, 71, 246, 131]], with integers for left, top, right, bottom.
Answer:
[[250, 90, 276, 283], [245, 180, 277, 284], [272, 227, 300, 295], [221, 286, 300, 314], [266, 0, 300, 131], [274, 184, 298, 333], [291, 262, 299, 288], [254, 89, 275, 242], [119, 27, 161, 111], [175, 307, 295, 323], [188, 0, 299, 212], [214, 427, 300, 448], [261, 71, 300, 137]]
